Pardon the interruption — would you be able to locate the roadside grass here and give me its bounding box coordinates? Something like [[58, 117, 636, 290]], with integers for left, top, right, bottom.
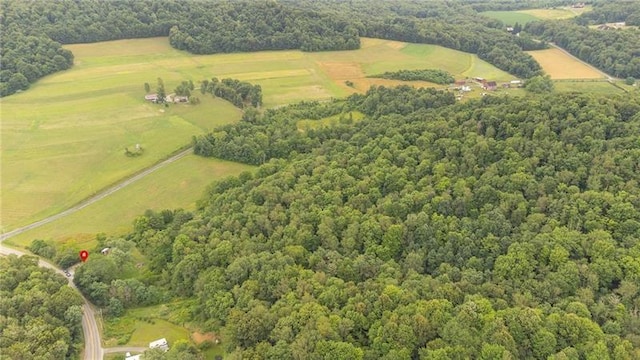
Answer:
[[1, 36, 515, 235], [297, 111, 365, 131], [7, 155, 253, 248], [526, 48, 605, 80]]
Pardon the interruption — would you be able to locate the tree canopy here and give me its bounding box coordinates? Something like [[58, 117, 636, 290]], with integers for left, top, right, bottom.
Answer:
[[125, 86, 640, 359], [0, 255, 84, 359]]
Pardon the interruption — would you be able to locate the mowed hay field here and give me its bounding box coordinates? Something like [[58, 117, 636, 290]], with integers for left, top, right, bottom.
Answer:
[[526, 48, 605, 79], [1, 36, 513, 234], [7, 155, 253, 249]]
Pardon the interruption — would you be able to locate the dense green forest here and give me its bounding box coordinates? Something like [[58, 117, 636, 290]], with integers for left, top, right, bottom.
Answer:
[[0, 255, 84, 359], [110, 86, 640, 359], [0, 0, 550, 97], [576, 1, 640, 26], [69, 236, 167, 315], [369, 69, 455, 85]]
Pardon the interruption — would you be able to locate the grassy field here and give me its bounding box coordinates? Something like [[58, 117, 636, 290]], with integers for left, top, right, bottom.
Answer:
[[481, 6, 587, 25], [6, 155, 253, 248], [1, 36, 514, 236], [526, 48, 605, 80]]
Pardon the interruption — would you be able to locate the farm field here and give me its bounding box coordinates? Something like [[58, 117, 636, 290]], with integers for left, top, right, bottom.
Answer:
[[479, 11, 539, 25], [526, 48, 605, 80], [0, 36, 513, 236], [480, 6, 587, 25], [6, 155, 253, 249]]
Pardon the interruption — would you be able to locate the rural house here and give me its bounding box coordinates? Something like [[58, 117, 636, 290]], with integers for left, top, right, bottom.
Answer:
[[485, 81, 497, 91]]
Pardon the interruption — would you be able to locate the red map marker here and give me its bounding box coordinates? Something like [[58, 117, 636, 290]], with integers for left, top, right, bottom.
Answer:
[[79, 250, 89, 262]]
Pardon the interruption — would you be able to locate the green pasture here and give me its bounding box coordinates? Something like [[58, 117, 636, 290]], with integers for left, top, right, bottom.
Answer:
[[0, 36, 516, 238], [6, 155, 253, 248]]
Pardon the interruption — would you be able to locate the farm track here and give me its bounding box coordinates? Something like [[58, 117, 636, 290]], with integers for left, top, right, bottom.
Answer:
[[0, 146, 193, 359]]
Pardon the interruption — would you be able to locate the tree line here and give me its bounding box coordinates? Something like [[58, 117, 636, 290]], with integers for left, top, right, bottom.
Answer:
[[124, 86, 640, 359], [200, 78, 263, 109], [1, 0, 553, 97], [369, 69, 455, 84], [0, 255, 84, 359]]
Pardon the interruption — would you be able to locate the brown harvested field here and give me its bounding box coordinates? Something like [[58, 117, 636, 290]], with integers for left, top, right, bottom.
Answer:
[[526, 48, 605, 79], [317, 62, 365, 80], [317, 61, 444, 93]]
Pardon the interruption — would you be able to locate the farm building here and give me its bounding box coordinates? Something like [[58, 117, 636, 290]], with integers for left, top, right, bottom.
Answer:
[[485, 81, 497, 90], [144, 94, 158, 101], [150, 338, 169, 352]]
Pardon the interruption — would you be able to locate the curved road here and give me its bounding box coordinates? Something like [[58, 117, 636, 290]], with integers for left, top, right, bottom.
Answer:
[[0, 147, 193, 359]]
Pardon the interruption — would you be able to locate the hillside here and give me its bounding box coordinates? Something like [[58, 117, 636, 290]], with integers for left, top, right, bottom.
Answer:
[[105, 88, 640, 359]]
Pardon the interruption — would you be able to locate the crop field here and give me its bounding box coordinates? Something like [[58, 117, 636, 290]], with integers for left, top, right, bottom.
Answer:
[[1, 36, 514, 237], [526, 48, 605, 80]]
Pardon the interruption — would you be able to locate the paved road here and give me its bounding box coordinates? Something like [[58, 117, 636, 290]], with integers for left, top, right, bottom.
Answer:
[[0, 147, 193, 359], [548, 42, 616, 81]]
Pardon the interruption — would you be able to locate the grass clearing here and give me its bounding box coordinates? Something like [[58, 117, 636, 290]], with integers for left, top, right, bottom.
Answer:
[[481, 7, 585, 25], [1, 36, 515, 239], [526, 48, 605, 80], [104, 301, 194, 347], [297, 111, 365, 131]]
